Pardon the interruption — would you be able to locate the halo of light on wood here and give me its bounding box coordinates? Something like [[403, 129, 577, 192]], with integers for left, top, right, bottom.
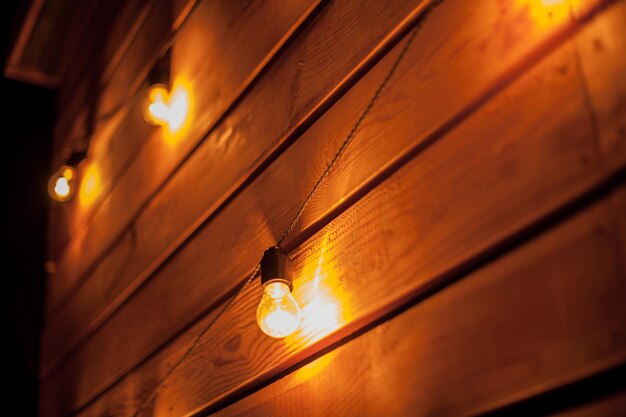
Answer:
[[143, 81, 191, 139], [143, 84, 171, 126]]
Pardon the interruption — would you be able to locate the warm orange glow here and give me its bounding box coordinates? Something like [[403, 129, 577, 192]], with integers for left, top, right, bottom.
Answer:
[[162, 78, 193, 145], [143, 79, 193, 144], [257, 282, 301, 338], [294, 349, 338, 383], [78, 163, 102, 207], [526, 0, 574, 26], [62, 167, 74, 180], [166, 85, 190, 133], [301, 295, 340, 336], [294, 238, 347, 343], [48, 165, 77, 202]]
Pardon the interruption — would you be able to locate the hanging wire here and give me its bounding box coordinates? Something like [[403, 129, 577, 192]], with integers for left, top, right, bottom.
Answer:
[[132, 1, 443, 415], [132, 263, 260, 417]]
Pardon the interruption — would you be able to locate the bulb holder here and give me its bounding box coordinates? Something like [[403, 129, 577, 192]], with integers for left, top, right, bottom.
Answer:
[[66, 149, 87, 167], [260, 246, 293, 291]]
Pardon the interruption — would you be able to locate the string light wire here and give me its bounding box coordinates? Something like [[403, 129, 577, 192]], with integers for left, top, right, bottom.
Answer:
[[132, 1, 442, 415]]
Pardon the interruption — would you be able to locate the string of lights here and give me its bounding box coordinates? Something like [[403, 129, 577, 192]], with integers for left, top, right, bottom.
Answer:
[[131, 0, 444, 413], [48, 0, 203, 203]]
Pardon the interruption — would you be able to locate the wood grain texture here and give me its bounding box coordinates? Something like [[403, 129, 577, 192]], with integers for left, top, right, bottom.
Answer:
[[43, 0, 613, 388], [211, 190, 626, 417], [65, 22, 615, 416], [43, 0, 321, 318], [79, 183, 626, 417], [575, 0, 626, 172], [41, 0, 432, 378]]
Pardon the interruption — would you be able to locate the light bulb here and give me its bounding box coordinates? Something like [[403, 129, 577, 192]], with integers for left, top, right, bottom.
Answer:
[[143, 83, 190, 136], [48, 165, 77, 202], [257, 246, 301, 338], [54, 177, 70, 197], [256, 281, 301, 338], [143, 84, 170, 126]]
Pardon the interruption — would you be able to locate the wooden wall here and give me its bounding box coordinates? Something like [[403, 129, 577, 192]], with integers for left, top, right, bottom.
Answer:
[[39, 0, 626, 415]]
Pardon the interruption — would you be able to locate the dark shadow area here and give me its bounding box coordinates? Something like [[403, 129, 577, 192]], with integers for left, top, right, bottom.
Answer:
[[482, 362, 626, 416], [2, 1, 56, 414]]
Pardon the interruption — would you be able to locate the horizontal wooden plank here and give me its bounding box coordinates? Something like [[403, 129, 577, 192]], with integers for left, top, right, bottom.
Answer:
[[575, 0, 626, 172], [79, 175, 626, 416], [46, 0, 169, 263], [45, 0, 232, 261], [62, 10, 617, 415], [46, 84, 154, 274], [211, 189, 626, 417], [48, 0, 176, 260], [46, 0, 199, 260], [41, 0, 432, 377], [43, 0, 321, 316], [43, 0, 613, 387], [51, 0, 140, 166], [99, 0, 155, 85]]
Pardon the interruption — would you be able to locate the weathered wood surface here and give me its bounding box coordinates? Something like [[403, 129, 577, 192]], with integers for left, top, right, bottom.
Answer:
[[51, 4, 624, 412], [43, 0, 322, 318], [41, 0, 432, 378], [208, 189, 626, 417]]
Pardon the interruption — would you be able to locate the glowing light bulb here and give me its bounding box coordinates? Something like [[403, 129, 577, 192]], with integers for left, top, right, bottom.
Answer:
[[48, 165, 77, 202], [143, 84, 170, 126], [143, 82, 191, 139], [257, 246, 301, 338], [257, 281, 301, 338], [54, 177, 70, 197]]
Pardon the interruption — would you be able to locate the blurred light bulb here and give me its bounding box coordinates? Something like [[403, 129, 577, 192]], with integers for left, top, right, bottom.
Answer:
[[143, 84, 170, 126], [48, 165, 77, 202], [257, 281, 301, 338], [54, 177, 70, 197], [143, 83, 190, 137]]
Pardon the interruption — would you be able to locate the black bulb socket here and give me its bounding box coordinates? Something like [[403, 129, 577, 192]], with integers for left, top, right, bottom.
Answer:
[[260, 246, 293, 291]]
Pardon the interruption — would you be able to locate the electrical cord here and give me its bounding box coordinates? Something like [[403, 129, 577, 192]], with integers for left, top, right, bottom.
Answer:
[[132, 1, 442, 415]]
